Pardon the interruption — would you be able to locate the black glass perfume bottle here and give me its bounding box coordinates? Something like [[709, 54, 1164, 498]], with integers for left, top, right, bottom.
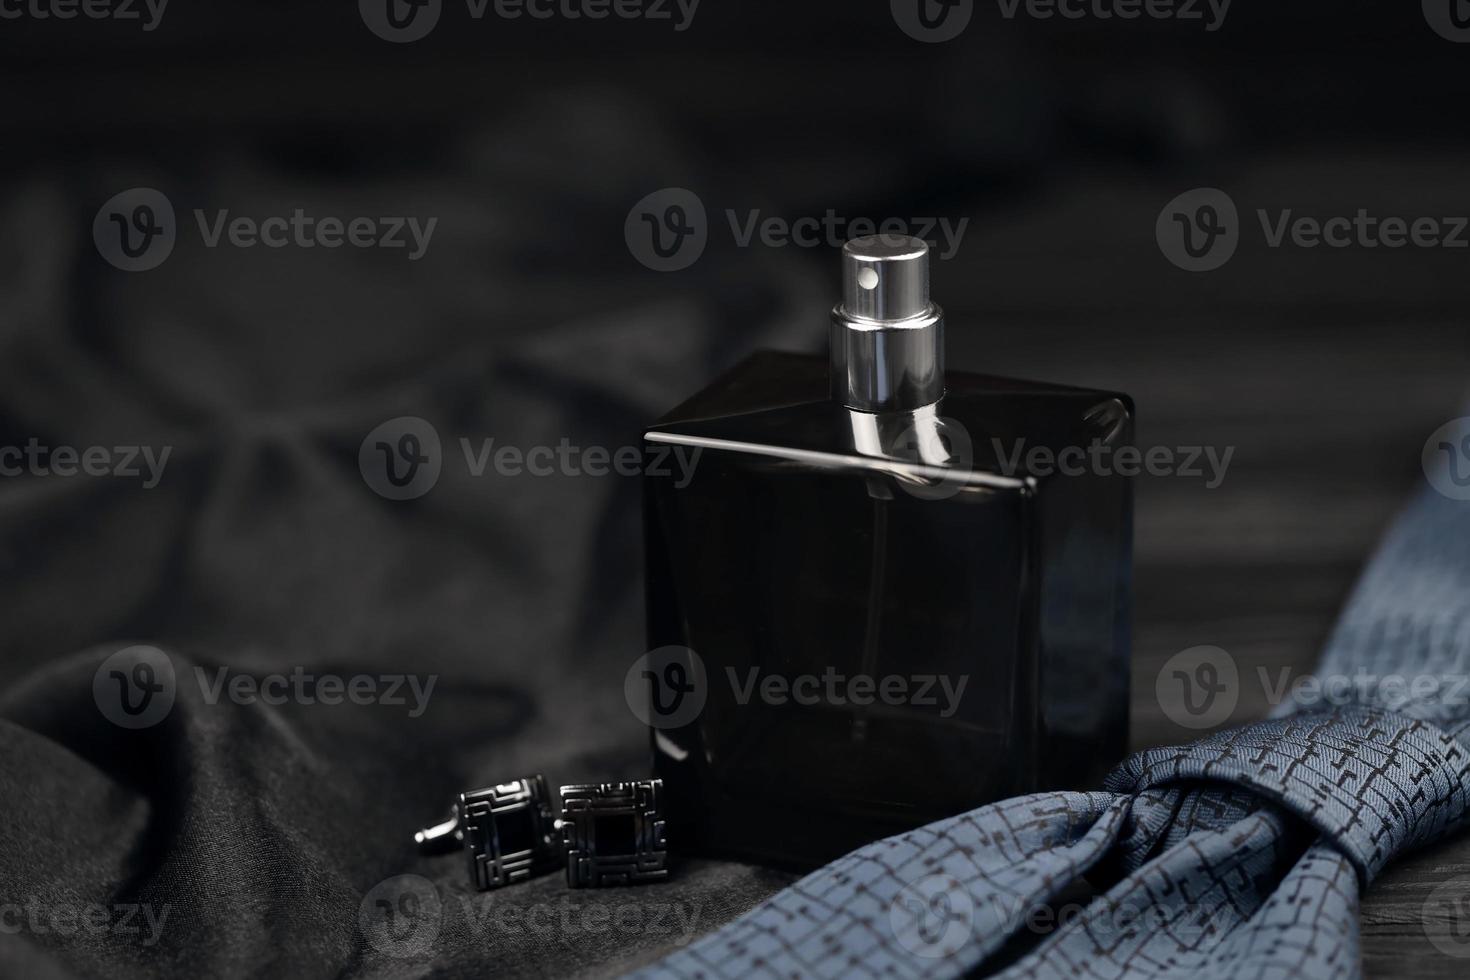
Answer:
[[642, 236, 1132, 869]]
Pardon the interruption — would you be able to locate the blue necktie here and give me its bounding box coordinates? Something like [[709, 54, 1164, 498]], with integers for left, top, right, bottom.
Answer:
[[632, 481, 1470, 979]]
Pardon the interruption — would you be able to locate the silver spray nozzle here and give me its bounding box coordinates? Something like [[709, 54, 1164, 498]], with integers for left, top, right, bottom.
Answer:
[[830, 235, 945, 413]]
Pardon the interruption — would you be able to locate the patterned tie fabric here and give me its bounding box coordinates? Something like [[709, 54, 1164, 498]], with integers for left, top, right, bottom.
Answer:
[[631, 480, 1470, 979]]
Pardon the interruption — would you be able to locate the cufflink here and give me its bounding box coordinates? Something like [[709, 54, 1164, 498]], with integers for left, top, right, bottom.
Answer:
[[414, 775, 562, 890], [559, 779, 669, 888]]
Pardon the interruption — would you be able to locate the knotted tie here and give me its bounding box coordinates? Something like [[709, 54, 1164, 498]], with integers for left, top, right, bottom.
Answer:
[[632, 481, 1470, 979]]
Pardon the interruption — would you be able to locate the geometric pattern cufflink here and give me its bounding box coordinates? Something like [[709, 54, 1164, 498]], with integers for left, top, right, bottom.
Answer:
[[460, 776, 562, 890], [559, 779, 669, 888], [414, 774, 562, 891]]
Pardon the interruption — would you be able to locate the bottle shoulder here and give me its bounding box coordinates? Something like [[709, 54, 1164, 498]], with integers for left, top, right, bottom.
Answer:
[[647, 350, 1134, 473]]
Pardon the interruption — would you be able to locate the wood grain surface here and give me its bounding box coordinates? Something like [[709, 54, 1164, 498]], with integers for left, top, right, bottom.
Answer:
[[928, 158, 1470, 975]]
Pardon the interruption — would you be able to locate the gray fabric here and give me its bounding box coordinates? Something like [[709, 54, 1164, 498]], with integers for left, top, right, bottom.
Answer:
[[0, 93, 809, 979]]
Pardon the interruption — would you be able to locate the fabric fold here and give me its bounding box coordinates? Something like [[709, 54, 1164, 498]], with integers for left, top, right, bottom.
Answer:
[[632, 484, 1470, 979]]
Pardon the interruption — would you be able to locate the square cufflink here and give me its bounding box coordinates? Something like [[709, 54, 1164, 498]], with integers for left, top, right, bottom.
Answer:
[[416, 775, 562, 890], [559, 779, 669, 888], [460, 776, 562, 890]]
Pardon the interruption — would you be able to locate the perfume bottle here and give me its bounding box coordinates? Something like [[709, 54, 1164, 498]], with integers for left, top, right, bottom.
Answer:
[[642, 236, 1132, 869]]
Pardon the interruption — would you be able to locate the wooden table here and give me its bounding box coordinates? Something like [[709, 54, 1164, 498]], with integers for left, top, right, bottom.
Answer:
[[931, 156, 1470, 975]]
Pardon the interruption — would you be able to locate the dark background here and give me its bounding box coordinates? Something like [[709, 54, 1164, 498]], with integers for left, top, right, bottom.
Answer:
[[2, 1, 1469, 977]]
